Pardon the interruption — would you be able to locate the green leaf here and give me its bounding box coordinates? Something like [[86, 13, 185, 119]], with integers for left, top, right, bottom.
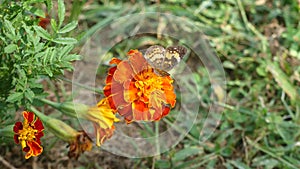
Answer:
[[58, 45, 74, 59], [7, 92, 23, 102], [58, 0, 65, 28], [267, 61, 298, 102], [228, 160, 251, 169], [51, 19, 58, 32], [223, 60, 235, 69], [4, 44, 18, 53], [44, 67, 53, 77], [4, 19, 16, 36], [58, 21, 78, 34], [25, 88, 35, 103], [63, 54, 82, 61], [52, 37, 77, 44], [45, 0, 53, 11], [34, 26, 51, 40], [29, 6, 45, 18], [155, 160, 171, 169], [172, 146, 203, 162], [43, 48, 51, 65]]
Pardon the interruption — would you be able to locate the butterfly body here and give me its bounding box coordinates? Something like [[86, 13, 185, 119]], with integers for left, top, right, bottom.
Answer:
[[144, 45, 187, 76]]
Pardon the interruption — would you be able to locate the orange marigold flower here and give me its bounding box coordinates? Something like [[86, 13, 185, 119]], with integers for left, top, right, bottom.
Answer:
[[103, 49, 176, 123], [13, 111, 44, 159]]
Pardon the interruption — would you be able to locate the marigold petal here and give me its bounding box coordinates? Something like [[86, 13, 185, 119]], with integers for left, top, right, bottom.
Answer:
[[149, 90, 167, 110], [150, 106, 171, 121], [103, 84, 112, 97], [105, 66, 117, 84], [127, 49, 139, 56], [164, 90, 176, 107], [14, 135, 19, 144], [113, 61, 134, 83], [23, 111, 34, 123], [118, 104, 132, 116], [95, 123, 115, 146], [128, 50, 148, 75], [162, 106, 171, 117], [24, 141, 43, 159], [13, 122, 23, 133], [124, 114, 134, 124], [109, 82, 127, 108], [132, 101, 150, 121], [34, 118, 44, 131], [124, 81, 139, 103], [109, 58, 122, 65], [106, 96, 116, 110], [35, 132, 44, 144]]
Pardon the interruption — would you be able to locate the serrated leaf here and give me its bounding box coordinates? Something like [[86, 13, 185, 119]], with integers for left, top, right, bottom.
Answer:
[[51, 19, 58, 32], [172, 146, 203, 162], [4, 44, 18, 53], [58, 45, 74, 59], [52, 37, 77, 44], [44, 67, 53, 77], [29, 6, 45, 18], [34, 26, 51, 40], [58, 0, 65, 28], [50, 48, 56, 63], [7, 92, 23, 102], [58, 21, 78, 34], [43, 48, 51, 65], [63, 54, 82, 61], [46, 0, 53, 11], [25, 88, 35, 103], [4, 19, 16, 36]]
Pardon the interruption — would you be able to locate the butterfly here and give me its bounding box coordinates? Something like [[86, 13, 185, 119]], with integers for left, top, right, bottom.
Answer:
[[144, 45, 187, 76]]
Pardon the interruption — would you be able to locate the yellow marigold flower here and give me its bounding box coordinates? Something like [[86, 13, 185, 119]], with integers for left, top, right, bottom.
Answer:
[[81, 98, 120, 146], [40, 98, 119, 147], [103, 49, 176, 123], [13, 111, 44, 159]]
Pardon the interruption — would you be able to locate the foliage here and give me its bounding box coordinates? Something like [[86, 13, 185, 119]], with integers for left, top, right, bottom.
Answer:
[[0, 0, 300, 168], [0, 0, 80, 119]]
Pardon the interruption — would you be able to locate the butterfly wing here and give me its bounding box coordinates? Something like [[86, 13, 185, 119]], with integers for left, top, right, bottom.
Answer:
[[162, 46, 187, 71], [144, 45, 166, 70]]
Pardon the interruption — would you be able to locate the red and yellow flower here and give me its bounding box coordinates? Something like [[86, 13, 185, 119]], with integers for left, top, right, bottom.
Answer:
[[103, 49, 176, 123], [13, 111, 44, 159]]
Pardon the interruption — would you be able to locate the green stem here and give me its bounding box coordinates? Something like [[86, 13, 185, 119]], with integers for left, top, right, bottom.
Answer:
[[59, 76, 103, 94], [155, 121, 160, 159], [39, 98, 61, 109], [29, 106, 51, 122]]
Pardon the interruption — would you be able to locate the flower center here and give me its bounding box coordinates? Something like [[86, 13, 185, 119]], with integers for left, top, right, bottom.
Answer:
[[18, 123, 38, 147], [134, 70, 163, 98]]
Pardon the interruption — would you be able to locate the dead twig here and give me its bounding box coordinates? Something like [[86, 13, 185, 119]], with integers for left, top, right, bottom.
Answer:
[[0, 155, 17, 169]]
